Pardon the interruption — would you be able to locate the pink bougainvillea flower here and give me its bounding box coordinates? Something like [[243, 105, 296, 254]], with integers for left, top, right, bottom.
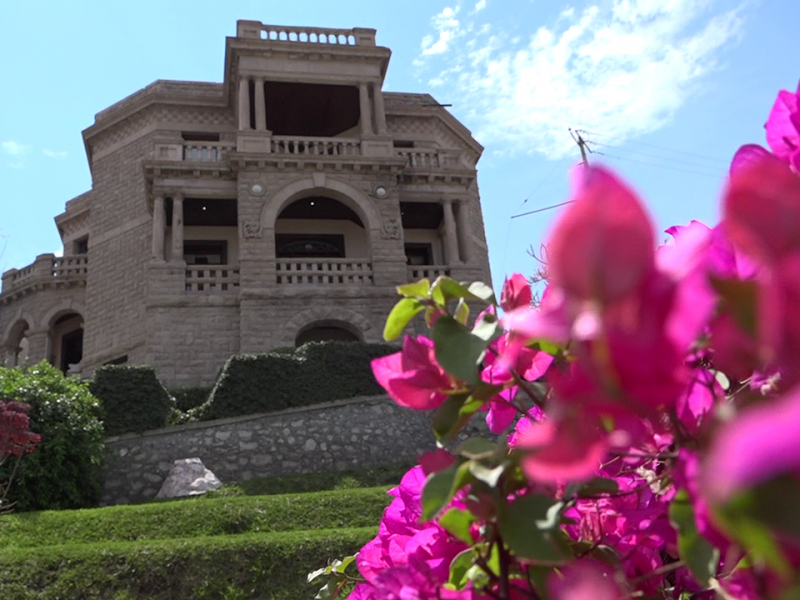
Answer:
[[517, 415, 608, 483], [730, 143, 773, 175], [723, 154, 800, 264], [547, 561, 625, 600], [548, 165, 655, 304], [703, 383, 800, 503], [765, 79, 800, 170], [500, 273, 533, 312], [419, 449, 455, 477], [485, 387, 518, 434], [371, 335, 453, 411]]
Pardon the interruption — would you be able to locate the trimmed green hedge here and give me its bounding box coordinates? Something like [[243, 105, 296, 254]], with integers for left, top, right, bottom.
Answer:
[[0, 487, 390, 548], [0, 527, 376, 600], [169, 386, 212, 412], [195, 341, 398, 421], [90, 366, 175, 436]]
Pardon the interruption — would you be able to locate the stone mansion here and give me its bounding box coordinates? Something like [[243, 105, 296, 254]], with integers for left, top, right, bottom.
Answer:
[[0, 20, 491, 387]]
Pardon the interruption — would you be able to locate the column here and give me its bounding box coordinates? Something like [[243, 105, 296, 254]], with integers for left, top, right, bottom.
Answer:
[[151, 195, 165, 261], [359, 82, 373, 136], [254, 77, 266, 131], [372, 81, 387, 135], [442, 198, 461, 265], [25, 328, 49, 366], [171, 193, 184, 262], [456, 199, 471, 264], [238, 76, 250, 130]]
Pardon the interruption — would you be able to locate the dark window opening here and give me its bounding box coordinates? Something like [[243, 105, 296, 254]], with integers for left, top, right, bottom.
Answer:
[[277, 196, 363, 227], [60, 328, 83, 374], [405, 243, 433, 265], [181, 132, 221, 142], [73, 236, 89, 255], [400, 202, 443, 229], [167, 198, 238, 227], [276, 234, 345, 258], [185, 241, 228, 265], [296, 326, 359, 347], [260, 81, 360, 137], [393, 140, 415, 148]]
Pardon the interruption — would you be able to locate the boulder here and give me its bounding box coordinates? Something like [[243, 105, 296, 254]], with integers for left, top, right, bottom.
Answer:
[[156, 457, 223, 498]]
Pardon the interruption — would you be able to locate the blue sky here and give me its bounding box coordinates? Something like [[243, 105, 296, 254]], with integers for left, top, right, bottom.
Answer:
[[1, 0, 798, 293]]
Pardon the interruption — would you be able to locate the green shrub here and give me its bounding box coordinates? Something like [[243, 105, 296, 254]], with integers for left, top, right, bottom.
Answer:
[[90, 365, 175, 436], [168, 386, 212, 412], [196, 341, 397, 421], [0, 362, 105, 511]]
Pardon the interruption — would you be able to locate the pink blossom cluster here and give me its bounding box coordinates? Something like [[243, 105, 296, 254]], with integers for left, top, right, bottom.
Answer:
[[334, 80, 800, 599]]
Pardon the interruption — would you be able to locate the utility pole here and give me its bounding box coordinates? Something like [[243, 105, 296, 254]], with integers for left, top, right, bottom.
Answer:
[[569, 128, 590, 166]]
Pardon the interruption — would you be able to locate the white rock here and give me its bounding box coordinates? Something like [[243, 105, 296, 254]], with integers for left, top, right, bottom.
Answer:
[[155, 457, 222, 499]]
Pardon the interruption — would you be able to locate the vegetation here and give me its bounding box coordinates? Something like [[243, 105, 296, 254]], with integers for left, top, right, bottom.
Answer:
[[193, 341, 398, 421], [168, 386, 212, 412], [0, 362, 105, 511], [90, 365, 175, 436]]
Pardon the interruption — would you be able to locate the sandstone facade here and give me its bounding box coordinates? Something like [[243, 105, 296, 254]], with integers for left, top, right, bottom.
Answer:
[[0, 21, 491, 387]]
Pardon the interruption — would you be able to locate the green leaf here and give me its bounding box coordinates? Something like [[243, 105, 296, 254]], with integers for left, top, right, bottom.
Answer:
[[383, 297, 425, 341], [440, 508, 477, 544], [454, 298, 470, 325], [397, 279, 431, 298], [456, 437, 497, 459], [433, 393, 470, 442], [497, 494, 565, 562], [710, 277, 757, 336], [421, 461, 474, 521], [469, 461, 506, 488], [432, 316, 489, 385], [669, 490, 720, 586], [471, 315, 500, 343], [570, 477, 620, 498], [330, 555, 356, 574], [468, 281, 496, 303], [748, 474, 800, 541], [449, 548, 476, 588], [307, 566, 331, 583]]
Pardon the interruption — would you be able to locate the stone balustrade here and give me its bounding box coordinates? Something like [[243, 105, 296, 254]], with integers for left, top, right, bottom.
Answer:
[[183, 142, 235, 162], [236, 20, 376, 46], [185, 266, 240, 293], [397, 149, 463, 169], [270, 136, 361, 157], [1, 254, 88, 297], [276, 259, 373, 285], [407, 265, 451, 281]]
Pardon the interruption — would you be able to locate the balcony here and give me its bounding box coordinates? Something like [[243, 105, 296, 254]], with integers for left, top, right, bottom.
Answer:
[[153, 141, 235, 162], [397, 149, 463, 169], [270, 135, 361, 157], [407, 265, 450, 281], [1, 255, 88, 301], [236, 21, 377, 47], [185, 265, 240, 293], [276, 259, 373, 285]]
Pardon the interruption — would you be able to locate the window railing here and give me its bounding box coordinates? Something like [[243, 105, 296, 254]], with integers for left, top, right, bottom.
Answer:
[[276, 259, 373, 285], [185, 266, 240, 293], [270, 136, 361, 157], [407, 265, 450, 281], [182, 142, 235, 162]]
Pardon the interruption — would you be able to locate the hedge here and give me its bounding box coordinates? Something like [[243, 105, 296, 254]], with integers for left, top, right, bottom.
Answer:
[[168, 386, 212, 412], [0, 527, 376, 600], [195, 341, 398, 421], [90, 366, 175, 436], [0, 487, 390, 548]]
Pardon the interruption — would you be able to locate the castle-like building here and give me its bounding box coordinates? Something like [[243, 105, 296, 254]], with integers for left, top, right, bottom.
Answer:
[[0, 21, 491, 387]]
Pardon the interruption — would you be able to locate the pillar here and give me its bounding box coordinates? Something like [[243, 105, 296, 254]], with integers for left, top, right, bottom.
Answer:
[[152, 195, 165, 261], [24, 328, 49, 366], [359, 82, 373, 136], [171, 193, 184, 262], [254, 77, 266, 131], [372, 81, 387, 135], [456, 199, 471, 264], [442, 198, 461, 265], [238, 76, 250, 130]]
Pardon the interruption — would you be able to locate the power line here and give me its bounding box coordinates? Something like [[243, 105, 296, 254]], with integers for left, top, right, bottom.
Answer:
[[592, 150, 724, 179], [586, 140, 724, 174], [577, 129, 728, 165], [511, 200, 574, 219]]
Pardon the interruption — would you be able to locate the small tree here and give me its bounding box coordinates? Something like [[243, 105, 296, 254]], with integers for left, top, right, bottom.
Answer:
[[0, 400, 41, 512]]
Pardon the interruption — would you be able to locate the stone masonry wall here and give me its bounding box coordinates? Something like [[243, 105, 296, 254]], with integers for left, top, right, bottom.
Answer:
[[101, 394, 488, 505]]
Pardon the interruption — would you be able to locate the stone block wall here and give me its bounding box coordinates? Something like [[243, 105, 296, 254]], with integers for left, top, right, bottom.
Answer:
[[101, 394, 488, 505]]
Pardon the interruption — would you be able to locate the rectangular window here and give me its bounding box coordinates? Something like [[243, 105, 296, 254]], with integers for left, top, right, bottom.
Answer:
[[184, 241, 227, 265], [405, 243, 433, 265], [73, 236, 89, 255]]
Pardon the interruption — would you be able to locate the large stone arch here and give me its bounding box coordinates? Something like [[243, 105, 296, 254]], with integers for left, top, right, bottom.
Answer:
[[259, 175, 382, 254], [281, 306, 373, 346], [40, 298, 86, 331], [2, 310, 36, 347]]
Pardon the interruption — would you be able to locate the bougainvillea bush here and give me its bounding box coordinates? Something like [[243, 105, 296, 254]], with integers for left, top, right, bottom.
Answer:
[[310, 80, 800, 599]]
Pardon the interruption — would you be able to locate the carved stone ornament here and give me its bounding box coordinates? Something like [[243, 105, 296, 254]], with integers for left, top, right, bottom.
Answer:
[[382, 218, 401, 240], [243, 221, 262, 238]]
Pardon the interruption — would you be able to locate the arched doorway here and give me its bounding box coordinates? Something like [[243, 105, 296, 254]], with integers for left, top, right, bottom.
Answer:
[[4, 320, 30, 367], [48, 312, 84, 374], [275, 196, 368, 260], [295, 320, 362, 347]]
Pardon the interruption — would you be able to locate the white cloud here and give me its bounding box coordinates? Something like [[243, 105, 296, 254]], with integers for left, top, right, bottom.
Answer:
[[5, 162, 25, 169], [421, 6, 463, 56], [474, 0, 487, 12], [415, 0, 744, 157], [2, 141, 28, 156], [43, 149, 68, 159]]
